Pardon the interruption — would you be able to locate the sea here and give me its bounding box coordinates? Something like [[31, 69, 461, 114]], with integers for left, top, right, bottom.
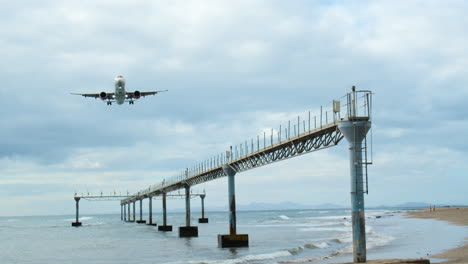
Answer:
[[1, 208, 467, 264]]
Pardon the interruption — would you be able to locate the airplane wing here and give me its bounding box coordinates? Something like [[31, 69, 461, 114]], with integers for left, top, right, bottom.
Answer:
[[126, 90, 168, 99], [71, 92, 115, 100]]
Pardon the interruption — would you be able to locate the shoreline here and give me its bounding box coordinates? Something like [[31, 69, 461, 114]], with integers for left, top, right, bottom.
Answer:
[[406, 207, 468, 264]]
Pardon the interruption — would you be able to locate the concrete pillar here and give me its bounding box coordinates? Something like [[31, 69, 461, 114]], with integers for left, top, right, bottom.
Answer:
[[179, 185, 198, 237], [133, 201, 136, 222], [338, 120, 371, 263], [127, 202, 131, 222], [201, 195, 205, 218], [121, 204, 123, 221], [136, 199, 146, 224], [185, 186, 191, 227], [227, 168, 236, 235], [158, 192, 172, 231], [198, 194, 208, 223], [123, 204, 127, 221], [71, 197, 82, 227], [147, 196, 156, 226], [140, 199, 143, 220], [163, 193, 167, 225], [218, 165, 248, 247]]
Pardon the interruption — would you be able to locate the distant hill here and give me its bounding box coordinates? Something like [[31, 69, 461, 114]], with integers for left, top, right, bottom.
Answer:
[[395, 202, 430, 208], [236, 202, 345, 211]]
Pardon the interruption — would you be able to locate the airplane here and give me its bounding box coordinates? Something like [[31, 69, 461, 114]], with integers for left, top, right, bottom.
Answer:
[[71, 75, 167, 105]]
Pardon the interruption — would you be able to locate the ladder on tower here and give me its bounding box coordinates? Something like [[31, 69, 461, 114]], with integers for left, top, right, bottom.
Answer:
[[354, 131, 373, 194]]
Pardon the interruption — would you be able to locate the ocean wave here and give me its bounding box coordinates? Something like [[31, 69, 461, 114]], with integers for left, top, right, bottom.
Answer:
[[244, 250, 292, 261], [278, 215, 290, 220], [309, 221, 350, 227], [367, 232, 395, 249], [64, 216, 94, 221], [331, 231, 395, 255], [305, 242, 329, 249], [277, 250, 345, 264], [278, 256, 327, 263], [287, 246, 304, 255], [299, 226, 350, 232], [287, 241, 330, 255], [330, 236, 352, 244], [253, 221, 345, 228], [189, 250, 292, 264], [85, 222, 106, 226], [311, 215, 350, 220]]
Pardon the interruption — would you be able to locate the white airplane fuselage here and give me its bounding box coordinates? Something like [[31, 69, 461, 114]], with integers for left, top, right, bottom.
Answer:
[[114, 76, 126, 105], [72, 75, 165, 105]]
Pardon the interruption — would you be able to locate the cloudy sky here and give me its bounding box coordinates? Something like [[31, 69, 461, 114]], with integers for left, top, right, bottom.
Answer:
[[1, 0, 467, 216]]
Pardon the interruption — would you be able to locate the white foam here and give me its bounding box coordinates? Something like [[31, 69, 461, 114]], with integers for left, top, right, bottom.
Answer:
[[243, 250, 292, 261], [310, 221, 349, 227], [312, 215, 350, 220], [64, 216, 94, 221], [313, 242, 330, 249], [299, 226, 350, 232], [367, 232, 395, 249], [253, 222, 343, 228], [330, 237, 352, 244], [278, 215, 290, 220], [336, 244, 353, 254], [188, 250, 292, 264], [278, 256, 327, 263]]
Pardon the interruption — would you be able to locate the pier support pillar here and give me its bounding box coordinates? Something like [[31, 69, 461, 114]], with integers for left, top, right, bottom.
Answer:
[[123, 204, 127, 221], [136, 199, 146, 224], [147, 196, 156, 226], [71, 197, 82, 227], [338, 119, 371, 263], [218, 165, 248, 248], [120, 204, 123, 221], [158, 192, 172, 231], [132, 201, 136, 222], [198, 194, 208, 223], [127, 202, 131, 222], [137, 199, 146, 224], [179, 185, 198, 237]]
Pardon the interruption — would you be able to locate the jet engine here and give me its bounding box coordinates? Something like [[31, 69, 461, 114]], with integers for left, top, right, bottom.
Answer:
[[99, 92, 107, 100], [134, 91, 141, 99]]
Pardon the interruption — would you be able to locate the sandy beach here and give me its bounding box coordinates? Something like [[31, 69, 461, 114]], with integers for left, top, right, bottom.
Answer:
[[406, 207, 468, 264]]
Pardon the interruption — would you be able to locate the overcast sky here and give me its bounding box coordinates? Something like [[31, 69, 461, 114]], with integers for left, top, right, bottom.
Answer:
[[1, 0, 467, 216]]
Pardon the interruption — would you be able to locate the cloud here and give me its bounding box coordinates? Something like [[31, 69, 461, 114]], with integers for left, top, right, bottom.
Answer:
[[1, 0, 468, 215]]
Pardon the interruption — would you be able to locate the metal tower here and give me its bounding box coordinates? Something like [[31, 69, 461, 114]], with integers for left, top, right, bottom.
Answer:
[[338, 86, 372, 263]]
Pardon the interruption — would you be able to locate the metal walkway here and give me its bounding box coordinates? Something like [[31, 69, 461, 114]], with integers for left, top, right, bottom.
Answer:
[[121, 121, 345, 202], [121, 87, 372, 203]]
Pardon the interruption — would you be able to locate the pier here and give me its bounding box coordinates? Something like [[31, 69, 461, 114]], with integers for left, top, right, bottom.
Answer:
[[72, 192, 207, 230], [73, 88, 372, 262]]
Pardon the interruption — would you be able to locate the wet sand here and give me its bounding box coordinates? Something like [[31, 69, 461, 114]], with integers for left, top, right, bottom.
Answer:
[[406, 207, 468, 264]]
